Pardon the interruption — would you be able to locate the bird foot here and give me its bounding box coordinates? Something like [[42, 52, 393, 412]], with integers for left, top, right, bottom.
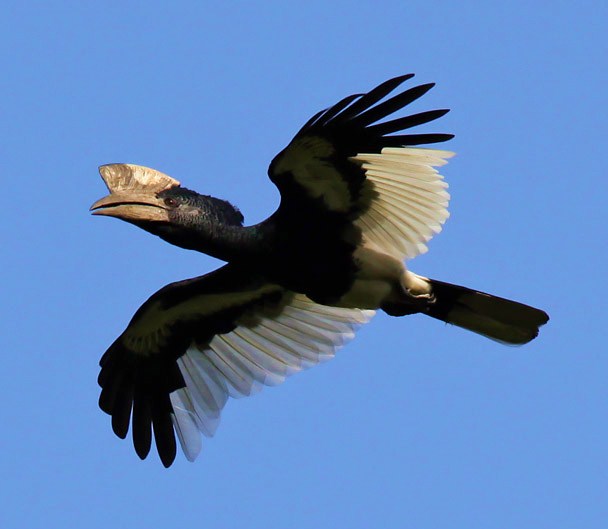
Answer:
[[403, 288, 435, 305]]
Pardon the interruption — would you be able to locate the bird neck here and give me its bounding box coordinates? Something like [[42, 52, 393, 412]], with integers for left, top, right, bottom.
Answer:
[[194, 222, 270, 262], [156, 219, 272, 263]]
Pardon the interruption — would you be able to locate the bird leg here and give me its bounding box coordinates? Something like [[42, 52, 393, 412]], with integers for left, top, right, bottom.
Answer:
[[400, 271, 435, 302]]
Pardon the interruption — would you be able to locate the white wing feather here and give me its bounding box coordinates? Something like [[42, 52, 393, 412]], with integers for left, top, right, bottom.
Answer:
[[352, 147, 454, 261], [170, 295, 374, 460]]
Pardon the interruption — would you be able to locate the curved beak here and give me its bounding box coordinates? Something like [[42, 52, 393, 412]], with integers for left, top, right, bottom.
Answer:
[[90, 191, 171, 222]]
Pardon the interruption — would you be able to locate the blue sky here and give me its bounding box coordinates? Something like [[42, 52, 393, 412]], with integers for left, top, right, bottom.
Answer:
[[2, 1, 607, 528]]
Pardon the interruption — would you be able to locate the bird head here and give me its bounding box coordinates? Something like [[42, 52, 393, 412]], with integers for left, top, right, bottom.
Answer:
[[91, 164, 244, 249]]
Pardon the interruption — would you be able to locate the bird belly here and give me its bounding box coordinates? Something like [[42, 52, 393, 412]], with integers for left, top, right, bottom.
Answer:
[[336, 278, 394, 309], [335, 243, 406, 309]]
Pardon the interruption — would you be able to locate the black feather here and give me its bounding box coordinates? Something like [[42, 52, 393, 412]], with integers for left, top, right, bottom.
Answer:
[[132, 383, 152, 460], [152, 392, 177, 468], [305, 94, 362, 133], [296, 107, 328, 135], [351, 83, 436, 127], [334, 74, 415, 123], [111, 378, 133, 439], [366, 109, 450, 137]]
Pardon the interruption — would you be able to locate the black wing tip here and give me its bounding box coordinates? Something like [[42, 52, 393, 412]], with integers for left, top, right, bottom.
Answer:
[[159, 448, 177, 468], [133, 395, 153, 460], [366, 108, 452, 138], [135, 442, 152, 461], [293, 74, 448, 141], [111, 413, 130, 439], [377, 73, 416, 91], [384, 73, 416, 86], [98, 342, 183, 468], [107, 400, 177, 467], [541, 310, 550, 325], [154, 411, 178, 468], [296, 93, 364, 136], [385, 133, 454, 146], [350, 81, 439, 127], [327, 77, 446, 136], [410, 82, 436, 94]]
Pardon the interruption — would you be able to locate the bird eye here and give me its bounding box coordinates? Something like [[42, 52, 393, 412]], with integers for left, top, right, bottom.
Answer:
[[164, 197, 178, 208]]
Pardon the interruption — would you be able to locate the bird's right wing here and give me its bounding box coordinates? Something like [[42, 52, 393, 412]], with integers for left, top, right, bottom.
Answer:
[[98, 264, 374, 467], [268, 75, 453, 261]]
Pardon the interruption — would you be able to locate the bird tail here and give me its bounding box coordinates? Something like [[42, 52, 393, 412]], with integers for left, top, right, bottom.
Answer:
[[419, 279, 549, 345]]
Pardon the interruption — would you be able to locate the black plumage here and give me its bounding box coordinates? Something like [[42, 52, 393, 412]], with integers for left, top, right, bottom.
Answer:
[[91, 75, 549, 467]]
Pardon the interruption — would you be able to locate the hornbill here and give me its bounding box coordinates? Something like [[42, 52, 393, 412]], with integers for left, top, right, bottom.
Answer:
[[91, 74, 549, 467]]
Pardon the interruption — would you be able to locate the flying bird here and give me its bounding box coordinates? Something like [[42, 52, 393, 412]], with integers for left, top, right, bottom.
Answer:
[[91, 74, 549, 467]]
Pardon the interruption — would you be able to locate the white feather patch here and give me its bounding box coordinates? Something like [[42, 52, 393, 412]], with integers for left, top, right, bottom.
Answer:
[[170, 295, 374, 460], [351, 147, 454, 261]]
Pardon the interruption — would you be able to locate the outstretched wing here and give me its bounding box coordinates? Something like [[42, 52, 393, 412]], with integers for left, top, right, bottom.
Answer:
[[269, 74, 454, 261], [98, 264, 373, 467]]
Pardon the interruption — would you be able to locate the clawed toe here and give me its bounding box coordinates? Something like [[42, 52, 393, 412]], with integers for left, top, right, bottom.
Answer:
[[404, 289, 436, 304]]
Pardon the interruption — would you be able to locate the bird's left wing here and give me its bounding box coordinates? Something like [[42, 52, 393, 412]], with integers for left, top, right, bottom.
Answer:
[[98, 264, 373, 467], [268, 74, 454, 261]]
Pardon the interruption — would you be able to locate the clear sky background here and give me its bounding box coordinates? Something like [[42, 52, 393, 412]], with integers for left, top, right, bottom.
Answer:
[[1, 2, 606, 528]]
